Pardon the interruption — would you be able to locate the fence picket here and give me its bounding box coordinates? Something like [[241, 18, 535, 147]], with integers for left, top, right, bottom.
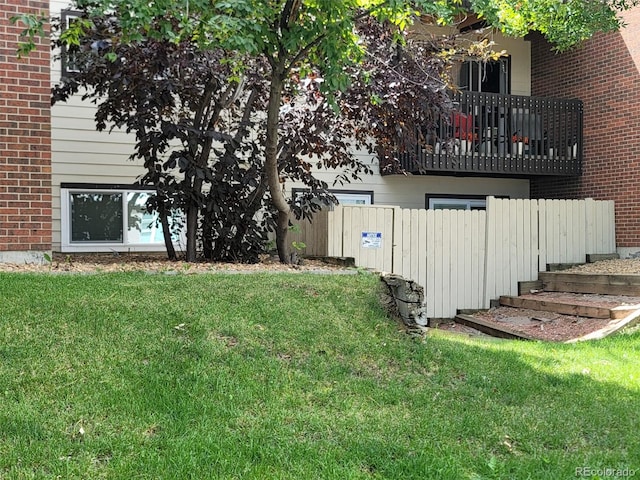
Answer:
[[529, 200, 539, 278], [402, 209, 412, 279], [508, 199, 518, 296], [410, 209, 420, 283], [471, 210, 480, 308], [418, 209, 427, 295], [607, 201, 616, 252], [433, 209, 444, 318], [426, 210, 436, 316], [484, 196, 498, 307], [383, 208, 394, 272], [477, 210, 487, 309], [445, 211, 455, 316], [342, 206, 353, 260], [462, 210, 472, 309], [522, 199, 531, 280], [393, 206, 403, 274], [538, 199, 547, 271]]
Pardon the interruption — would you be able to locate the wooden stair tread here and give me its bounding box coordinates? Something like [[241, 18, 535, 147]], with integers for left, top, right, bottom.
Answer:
[[538, 271, 640, 296], [500, 293, 640, 319], [454, 314, 536, 341]]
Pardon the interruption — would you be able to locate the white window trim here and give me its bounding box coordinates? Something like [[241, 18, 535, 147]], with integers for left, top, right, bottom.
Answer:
[[61, 10, 82, 75], [292, 188, 374, 206], [428, 197, 487, 210], [332, 192, 373, 206], [61, 187, 183, 253]]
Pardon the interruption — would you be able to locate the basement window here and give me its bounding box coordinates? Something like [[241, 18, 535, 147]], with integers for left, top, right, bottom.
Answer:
[[61, 185, 181, 252], [426, 194, 488, 211], [292, 188, 374, 206]]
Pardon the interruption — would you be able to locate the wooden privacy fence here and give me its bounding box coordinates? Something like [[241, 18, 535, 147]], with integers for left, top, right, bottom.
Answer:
[[298, 197, 615, 319]]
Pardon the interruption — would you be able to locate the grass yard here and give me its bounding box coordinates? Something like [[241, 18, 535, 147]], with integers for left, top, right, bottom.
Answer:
[[0, 271, 638, 479]]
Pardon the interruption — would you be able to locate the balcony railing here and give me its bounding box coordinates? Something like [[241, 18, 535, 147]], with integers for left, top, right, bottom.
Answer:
[[394, 91, 583, 176]]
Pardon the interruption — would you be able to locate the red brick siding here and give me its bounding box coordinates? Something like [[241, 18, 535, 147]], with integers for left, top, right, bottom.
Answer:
[[0, 0, 52, 252], [530, 6, 640, 247]]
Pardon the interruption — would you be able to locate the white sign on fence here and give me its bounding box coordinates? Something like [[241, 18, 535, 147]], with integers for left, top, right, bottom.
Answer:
[[361, 232, 382, 249]]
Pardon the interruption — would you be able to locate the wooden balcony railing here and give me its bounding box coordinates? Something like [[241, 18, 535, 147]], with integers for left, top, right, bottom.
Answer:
[[394, 91, 583, 176]]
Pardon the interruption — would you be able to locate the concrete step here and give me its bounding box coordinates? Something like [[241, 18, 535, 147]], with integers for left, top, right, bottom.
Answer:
[[499, 292, 640, 319]]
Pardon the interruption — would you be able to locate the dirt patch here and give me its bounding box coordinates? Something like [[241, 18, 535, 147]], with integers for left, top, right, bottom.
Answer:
[[462, 307, 618, 342]]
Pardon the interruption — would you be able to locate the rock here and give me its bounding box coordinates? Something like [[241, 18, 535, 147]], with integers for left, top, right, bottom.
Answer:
[[381, 274, 428, 328]]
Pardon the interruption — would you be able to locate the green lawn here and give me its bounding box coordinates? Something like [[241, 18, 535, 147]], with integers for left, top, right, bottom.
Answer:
[[0, 272, 638, 479]]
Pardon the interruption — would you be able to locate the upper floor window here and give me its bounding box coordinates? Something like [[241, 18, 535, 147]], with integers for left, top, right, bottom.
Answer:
[[60, 10, 82, 77]]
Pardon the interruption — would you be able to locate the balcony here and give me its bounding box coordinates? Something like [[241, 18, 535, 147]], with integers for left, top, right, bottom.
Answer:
[[391, 91, 583, 177]]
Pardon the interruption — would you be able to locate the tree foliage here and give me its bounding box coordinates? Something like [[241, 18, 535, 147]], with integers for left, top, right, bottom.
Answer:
[[14, 0, 640, 262], [51, 13, 383, 262]]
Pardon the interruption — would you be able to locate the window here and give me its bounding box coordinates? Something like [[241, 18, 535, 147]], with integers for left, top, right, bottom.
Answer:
[[332, 191, 373, 205], [61, 185, 181, 252], [426, 194, 489, 211], [61, 10, 82, 76], [292, 188, 374, 206], [70, 192, 124, 242]]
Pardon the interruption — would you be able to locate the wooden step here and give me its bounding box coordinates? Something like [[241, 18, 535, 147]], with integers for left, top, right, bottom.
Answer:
[[546, 263, 584, 272], [454, 314, 535, 341], [539, 272, 640, 296], [518, 279, 543, 295], [499, 294, 640, 319], [586, 253, 619, 263]]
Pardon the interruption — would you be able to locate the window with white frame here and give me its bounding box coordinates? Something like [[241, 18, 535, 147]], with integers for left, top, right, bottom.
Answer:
[[292, 188, 373, 206], [61, 186, 181, 252], [426, 194, 488, 211], [332, 191, 373, 205], [61, 10, 82, 77]]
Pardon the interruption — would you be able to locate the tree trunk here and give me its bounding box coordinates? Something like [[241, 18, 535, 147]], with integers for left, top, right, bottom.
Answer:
[[185, 203, 198, 262], [184, 176, 204, 262], [158, 197, 177, 261], [275, 209, 292, 263], [265, 66, 292, 263]]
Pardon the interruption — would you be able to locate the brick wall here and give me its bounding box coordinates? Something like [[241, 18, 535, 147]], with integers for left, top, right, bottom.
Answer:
[[530, 6, 640, 248], [0, 0, 52, 260]]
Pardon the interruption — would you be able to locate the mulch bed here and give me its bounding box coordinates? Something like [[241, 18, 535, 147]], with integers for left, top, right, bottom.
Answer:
[[0, 253, 352, 274]]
